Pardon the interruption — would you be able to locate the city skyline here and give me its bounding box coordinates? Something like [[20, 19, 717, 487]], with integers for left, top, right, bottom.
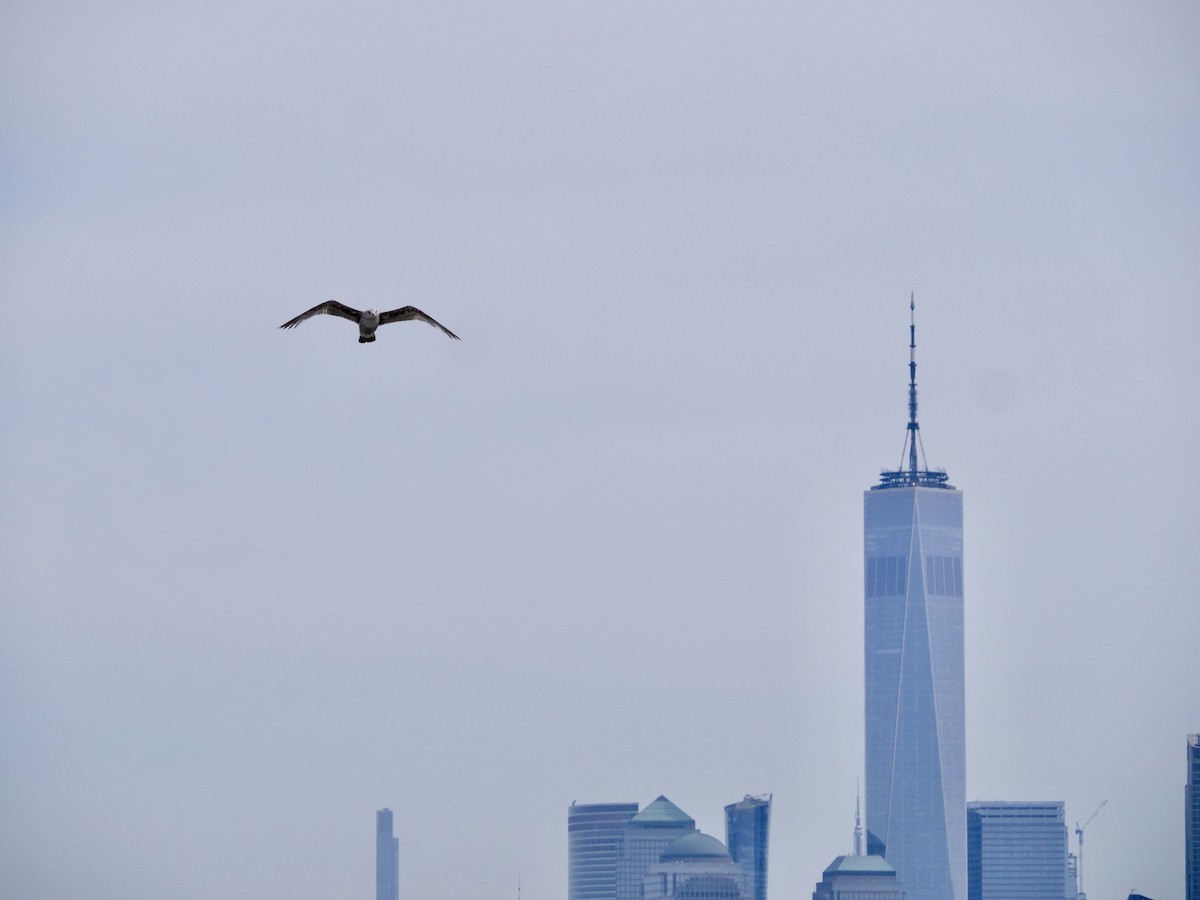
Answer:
[[3, 4, 1196, 899], [570, 795, 765, 900]]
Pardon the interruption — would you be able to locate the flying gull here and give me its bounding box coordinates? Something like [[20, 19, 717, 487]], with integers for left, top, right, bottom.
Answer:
[[280, 301, 460, 344]]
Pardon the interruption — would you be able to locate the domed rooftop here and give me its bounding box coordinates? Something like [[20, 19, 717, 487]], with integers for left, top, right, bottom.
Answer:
[[660, 831, 732, 862]]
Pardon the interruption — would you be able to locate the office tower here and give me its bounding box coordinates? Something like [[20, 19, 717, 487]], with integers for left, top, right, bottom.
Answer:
[[569, 802, 639, 900], [725, 795, 771, 900], [967, 802, 1072, 900], [376, 808, 398, 900], [643, 832, 751, 900], [1188, 734, 1200, 900], [616, 796, 697, 900], [813, 856, 907, 900], [864, 300, 965, 900]]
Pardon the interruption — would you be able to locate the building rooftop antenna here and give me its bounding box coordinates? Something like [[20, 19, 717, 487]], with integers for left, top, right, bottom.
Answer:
[[906, 294, 921, 475], [853, 782, 864, 856], [873, 294, 954, 491]]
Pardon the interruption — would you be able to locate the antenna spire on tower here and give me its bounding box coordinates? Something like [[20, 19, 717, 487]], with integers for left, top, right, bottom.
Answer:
[[907, 293, 920, 476], [872, 293, 953, 491], [854, 782, 864, 856]]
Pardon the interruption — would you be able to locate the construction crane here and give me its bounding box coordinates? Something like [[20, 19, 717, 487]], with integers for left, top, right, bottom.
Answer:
[[1075, 799, 1108, 897]]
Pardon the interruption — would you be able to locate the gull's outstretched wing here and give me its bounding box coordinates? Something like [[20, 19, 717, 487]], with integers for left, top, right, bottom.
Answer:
[[379, 306, 461, 340], [280, 301, 363, 329]]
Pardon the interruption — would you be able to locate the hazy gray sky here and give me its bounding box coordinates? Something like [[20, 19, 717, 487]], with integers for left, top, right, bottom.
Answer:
[[2, 3, 1197, 899]]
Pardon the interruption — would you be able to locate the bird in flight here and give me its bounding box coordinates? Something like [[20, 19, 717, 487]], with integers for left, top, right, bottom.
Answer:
[[280, 301, 461, 344]]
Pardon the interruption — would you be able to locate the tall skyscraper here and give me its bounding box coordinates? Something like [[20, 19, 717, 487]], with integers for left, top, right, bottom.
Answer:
[[967, 802, 1072, 900], [569, 802, 639, 900], [376, 808, 399, 900], [1187, 734, 1200, 900], [864, 300, 965, 900], [725, 795, 771, 900]]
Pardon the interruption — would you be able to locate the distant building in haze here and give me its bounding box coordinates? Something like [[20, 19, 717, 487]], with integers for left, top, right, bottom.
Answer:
[[1188, 734, 1200, 900], [725, 795, 771, 900], [854, 790, 865, 857], [376, 808, 398, 900], [967, 801, 1072, 900], [643, 832, 750, 900], [572, 794, 767, 900], [864, 300, 965, 900], [616, 796, 698, 900], [569, 802, 639, 900], [813, 855, 906, 900]]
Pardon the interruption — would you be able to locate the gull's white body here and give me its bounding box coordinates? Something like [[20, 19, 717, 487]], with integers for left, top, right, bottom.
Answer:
[[357, 309, 382, 342]]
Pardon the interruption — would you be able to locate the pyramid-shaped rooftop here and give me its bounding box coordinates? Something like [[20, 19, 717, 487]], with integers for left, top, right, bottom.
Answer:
[[823, 855, 896, 877], [629, 795, 695, 828]]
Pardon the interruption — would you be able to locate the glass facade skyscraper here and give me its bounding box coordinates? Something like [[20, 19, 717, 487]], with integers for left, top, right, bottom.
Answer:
[[376, 808, 398, 900], [967, 802, 1072, 900], [864, 301, 965, 900], [1187, 734, 1200, 900], [569, 802, 640, 900], [616, 797, 698, 900], [725, 795, 771, 900]]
